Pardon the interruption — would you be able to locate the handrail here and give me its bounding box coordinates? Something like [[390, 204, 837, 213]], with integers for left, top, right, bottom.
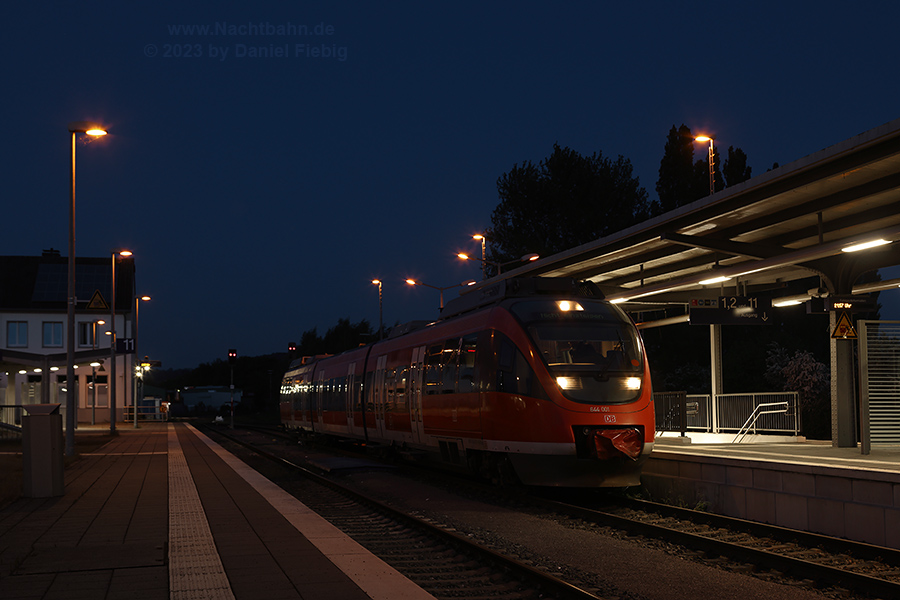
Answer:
[[732, 401, 789, 443]]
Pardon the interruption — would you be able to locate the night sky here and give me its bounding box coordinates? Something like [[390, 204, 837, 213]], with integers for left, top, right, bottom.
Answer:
[[4, 2, 900, 369]]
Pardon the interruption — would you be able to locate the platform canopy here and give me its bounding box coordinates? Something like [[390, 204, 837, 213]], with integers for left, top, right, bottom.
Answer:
[[493, 118, 900, 313]]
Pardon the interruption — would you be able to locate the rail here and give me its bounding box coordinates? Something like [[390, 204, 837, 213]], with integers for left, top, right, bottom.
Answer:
[[732, 401, 790, 443]]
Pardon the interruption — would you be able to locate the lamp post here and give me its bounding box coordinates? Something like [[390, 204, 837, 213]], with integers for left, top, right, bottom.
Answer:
[[472, 234, 488, 279], [371, 280, 383, 340], [109, 249, 131, 434], [133, 295, 150, 428], [695, 135, 715, 196], [89, 318, 104, 426], [66, 121, 107, 456], [405, 279, 476, 310], [457, 252, 539, 275]]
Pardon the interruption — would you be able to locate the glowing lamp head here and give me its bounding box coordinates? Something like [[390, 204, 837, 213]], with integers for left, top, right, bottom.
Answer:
[[695, 135, 712, 143]]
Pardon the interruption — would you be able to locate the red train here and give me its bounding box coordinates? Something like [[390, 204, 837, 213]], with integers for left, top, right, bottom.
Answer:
[[280, 277, 655, 487]]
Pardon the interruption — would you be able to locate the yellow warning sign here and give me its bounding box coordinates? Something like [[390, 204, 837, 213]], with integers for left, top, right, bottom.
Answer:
[[831, 311, 857, 339], [86, 289, 109, 310]]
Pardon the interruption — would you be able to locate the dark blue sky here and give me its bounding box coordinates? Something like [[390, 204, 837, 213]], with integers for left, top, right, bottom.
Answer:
[[4, 2, 900, 368]]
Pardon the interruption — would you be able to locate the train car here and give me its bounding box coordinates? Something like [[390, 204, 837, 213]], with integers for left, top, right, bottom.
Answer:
[[280, 277, 655, 487]]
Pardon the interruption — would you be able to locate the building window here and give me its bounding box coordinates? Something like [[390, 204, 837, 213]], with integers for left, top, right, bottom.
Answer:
[[43, 322, 63, 348], [7, 322, 27, 347], [78, 322, 97, 348]]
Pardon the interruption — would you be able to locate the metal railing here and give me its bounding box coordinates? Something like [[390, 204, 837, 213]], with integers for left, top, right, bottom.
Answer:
[[732, 401, 790, 442], [0, 404, 24, 439], [654, 391, 800, 440]]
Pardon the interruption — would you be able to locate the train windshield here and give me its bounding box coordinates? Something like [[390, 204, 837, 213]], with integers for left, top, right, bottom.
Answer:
[[509, 300, 644, 404]]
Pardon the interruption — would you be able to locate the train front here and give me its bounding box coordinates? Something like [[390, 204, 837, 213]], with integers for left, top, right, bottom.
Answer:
[[503, 297, 655, 487]]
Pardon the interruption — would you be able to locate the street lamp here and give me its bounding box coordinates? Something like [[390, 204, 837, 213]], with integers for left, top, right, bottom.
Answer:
[[66, 121, 107, 456], [371, 280, 383, 340], [405, 278, 476, 309], [457, 252, 539, 275], [133, 294, 150, 428], [695, 135, 715, 196], [109, 249, 131, 434]]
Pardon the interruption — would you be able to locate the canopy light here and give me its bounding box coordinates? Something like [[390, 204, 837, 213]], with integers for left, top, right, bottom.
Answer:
[[773, 299, 802, 307], [695, 135, 712, 143], [842, 239, 890, 253], [699, 275, 732, 285]]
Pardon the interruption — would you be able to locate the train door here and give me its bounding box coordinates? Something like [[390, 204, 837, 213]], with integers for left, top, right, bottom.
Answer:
[[373, 354, 387, 440], [408, 345, 426, 444], [314, 370, 325, 431], [346, 362, 363, 437]]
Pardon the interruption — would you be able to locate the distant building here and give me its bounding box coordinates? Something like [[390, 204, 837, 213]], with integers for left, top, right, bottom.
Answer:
[[0, 249, 143, 427]]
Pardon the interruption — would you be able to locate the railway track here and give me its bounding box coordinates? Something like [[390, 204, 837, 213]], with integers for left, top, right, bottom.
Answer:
[[208, 423, 899, 599], [200, 423, 609, 600]]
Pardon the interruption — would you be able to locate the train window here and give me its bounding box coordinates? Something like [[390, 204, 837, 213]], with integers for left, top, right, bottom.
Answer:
[[495, 332, 548, 399], [511, 299, 644, 404], [424, 343, 444, 395], [458, 334, 478, 393], [441, 338, 460, 393]]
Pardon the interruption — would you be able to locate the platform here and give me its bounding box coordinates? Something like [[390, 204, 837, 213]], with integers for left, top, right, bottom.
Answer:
[[0, 422, 435, 600], [643, 434, 900, 549]]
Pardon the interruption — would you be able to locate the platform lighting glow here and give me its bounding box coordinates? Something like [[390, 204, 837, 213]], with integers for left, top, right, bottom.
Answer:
[[557, 301, 584, 311], [50, 366, 59, 371], [90, 362, 101, 367], [695, 135, 712, 143], [699, 275, 732, 285], [841, 239, 890, 253], [34, 368, 41, 373], [85, 128, 107, 136], [609, 298, 628, 304], [18, 370, 26, 374], [457, 253, 470, 260]]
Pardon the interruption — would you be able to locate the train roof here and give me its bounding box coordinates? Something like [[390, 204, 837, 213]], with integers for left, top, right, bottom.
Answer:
[[439, 277, 604, 319]]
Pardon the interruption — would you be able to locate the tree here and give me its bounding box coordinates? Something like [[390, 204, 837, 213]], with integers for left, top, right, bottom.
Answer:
[[487, 144, 649, 266], [722, 146, 752, 187]]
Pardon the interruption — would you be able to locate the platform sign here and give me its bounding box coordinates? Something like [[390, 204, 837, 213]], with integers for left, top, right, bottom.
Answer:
[[116, 338, 136, 354], [689, 296, 773, 325], [826, 296, 876, 312], [831, 312, 858, 339]]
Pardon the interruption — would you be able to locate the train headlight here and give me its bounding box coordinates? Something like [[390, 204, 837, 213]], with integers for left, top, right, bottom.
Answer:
[[556, 376, 582, 390], [557, 300, 584, 312], [623, 377, 641, 390]]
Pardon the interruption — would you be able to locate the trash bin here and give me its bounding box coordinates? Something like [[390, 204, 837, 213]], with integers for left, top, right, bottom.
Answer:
[[22, 404, 64, 498]]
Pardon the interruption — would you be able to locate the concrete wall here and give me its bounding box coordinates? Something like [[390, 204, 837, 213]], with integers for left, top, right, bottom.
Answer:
[[641, 450, 900, 549]]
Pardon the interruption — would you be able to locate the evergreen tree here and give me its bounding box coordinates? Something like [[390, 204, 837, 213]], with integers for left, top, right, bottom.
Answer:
[[722, 146, 752, 187], [656, 124, 697, 213]]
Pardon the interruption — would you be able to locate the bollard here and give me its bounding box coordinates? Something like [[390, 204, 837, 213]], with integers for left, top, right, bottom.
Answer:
[[22, 404, 64, 497]]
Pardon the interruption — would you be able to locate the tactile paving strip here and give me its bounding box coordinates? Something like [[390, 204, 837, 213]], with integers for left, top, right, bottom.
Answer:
[[168, 424, 236, 600]]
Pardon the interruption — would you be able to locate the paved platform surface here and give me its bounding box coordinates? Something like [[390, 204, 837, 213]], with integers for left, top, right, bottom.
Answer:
[[0, 422, 435, 600]]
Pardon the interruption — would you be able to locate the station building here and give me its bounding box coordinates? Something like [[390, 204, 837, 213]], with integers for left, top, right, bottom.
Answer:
[[0, 249, 142, 428]]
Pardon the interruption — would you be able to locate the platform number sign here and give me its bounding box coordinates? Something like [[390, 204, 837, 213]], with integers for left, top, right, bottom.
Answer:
[[116, 338, 136, 354]]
